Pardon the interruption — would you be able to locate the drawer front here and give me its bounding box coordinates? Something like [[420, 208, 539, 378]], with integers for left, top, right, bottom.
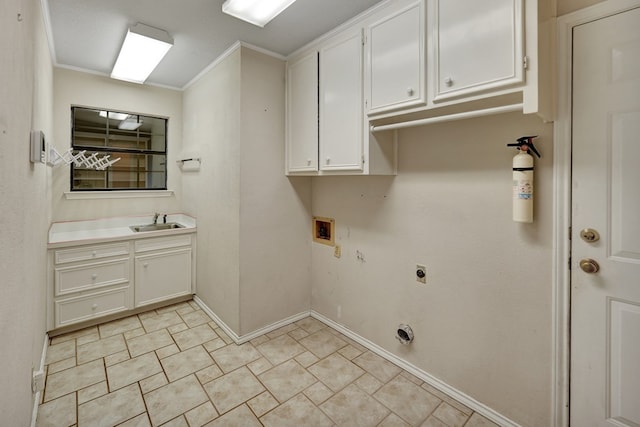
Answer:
[[55, 258, 129, 296], [55, 286, 131, 328], [55, 243, 130, 265], [134, 234, 192, 253]]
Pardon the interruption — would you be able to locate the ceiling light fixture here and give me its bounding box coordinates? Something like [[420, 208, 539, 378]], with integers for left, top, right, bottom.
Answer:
[[222, 0, 298, 27], [99, 111, 128, 121], [111, 23, 173, 84], [118, 116, 143, 131]]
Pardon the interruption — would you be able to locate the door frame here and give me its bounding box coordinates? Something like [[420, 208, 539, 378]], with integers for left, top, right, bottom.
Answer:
[[553, 1, 640, 426]]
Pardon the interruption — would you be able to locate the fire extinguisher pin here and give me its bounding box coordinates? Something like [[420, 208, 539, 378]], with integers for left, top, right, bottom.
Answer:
[[507, 135, 541, 158]]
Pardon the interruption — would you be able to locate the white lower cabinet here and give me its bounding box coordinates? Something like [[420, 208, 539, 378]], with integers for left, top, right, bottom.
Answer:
[[49, 233, 195, 330], [135, 248, 192, 307], [55, 286, 131, 327], [51, 242, 132, 328], [133, 234, 195, 308]]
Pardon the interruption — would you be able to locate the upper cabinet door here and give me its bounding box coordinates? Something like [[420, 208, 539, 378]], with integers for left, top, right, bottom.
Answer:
[[431, 0, 524, 102], [319, 30, 364, 172], [366, 0, 425, 116], [286, 52, 319, 174]]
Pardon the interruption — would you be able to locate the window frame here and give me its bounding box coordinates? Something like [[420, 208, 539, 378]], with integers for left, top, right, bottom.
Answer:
[[70, 106, 168, 192]]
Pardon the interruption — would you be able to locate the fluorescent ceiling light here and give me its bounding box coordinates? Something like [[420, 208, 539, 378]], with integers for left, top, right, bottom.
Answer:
[[99, 111, 128, 120], [118, 116, 143, 130], [111, 23, 173, 84], [222, 0, 298, 27]]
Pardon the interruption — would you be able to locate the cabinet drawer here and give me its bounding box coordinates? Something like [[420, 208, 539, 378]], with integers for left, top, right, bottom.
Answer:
[[55, 243, 130, 265], [55, 286, 131, 328], [55, 258, 130, 296], [134, 234, 192, 253]]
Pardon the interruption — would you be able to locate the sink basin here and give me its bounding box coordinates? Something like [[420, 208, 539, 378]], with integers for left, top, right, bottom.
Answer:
[[130, 222, 185, 232]]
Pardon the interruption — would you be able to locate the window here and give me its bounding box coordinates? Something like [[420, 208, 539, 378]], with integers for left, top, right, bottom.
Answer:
[[71, 107, 167, 191]]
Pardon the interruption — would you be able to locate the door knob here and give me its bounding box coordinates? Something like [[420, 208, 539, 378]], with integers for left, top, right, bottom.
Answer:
[[580, 228, 600, 243], [579, 258, 600, 274]]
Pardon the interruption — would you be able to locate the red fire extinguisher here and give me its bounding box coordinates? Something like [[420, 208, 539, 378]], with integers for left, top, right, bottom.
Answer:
[[507, 136, 541, 223]]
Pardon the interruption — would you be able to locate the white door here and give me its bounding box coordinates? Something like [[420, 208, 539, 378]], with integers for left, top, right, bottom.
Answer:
[[571, 7, 640, 426]]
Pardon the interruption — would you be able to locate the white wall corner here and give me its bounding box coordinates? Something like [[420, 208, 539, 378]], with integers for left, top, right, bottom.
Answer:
[[310, 311, 521, 427], [39, 0, 57, 65], [182, 41, 243, 90], [193, 296, 310, 344], [191, 295, 521, 427]]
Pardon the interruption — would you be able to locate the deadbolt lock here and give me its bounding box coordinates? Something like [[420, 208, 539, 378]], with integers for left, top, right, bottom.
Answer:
[[579, 258, 600, 274], [580, 228, 600, 243]]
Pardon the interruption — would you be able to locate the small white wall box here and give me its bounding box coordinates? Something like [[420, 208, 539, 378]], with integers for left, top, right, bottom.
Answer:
[[313, 216, 335, 246], [30, 130, 46, 163]]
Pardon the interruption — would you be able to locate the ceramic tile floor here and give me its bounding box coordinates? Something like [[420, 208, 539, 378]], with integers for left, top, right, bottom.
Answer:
[[36, 300, 499, 427]]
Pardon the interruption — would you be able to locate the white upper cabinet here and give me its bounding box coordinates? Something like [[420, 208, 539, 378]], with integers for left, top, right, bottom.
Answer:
[[319, 29, 364, 172], [366, 0, 425, 115], [430, 0, 524, 102], [285, 27, 396, 176], [286, 52, 319, 173], [285, 0, 548, 175]]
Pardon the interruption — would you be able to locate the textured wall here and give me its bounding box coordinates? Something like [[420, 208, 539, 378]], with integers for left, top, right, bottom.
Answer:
[[182, 49, 243, 332], [311, 112, 554, 426], [0, 0, 52, 424], [182, 46, 312, 336], [238, 47, 312, 335]]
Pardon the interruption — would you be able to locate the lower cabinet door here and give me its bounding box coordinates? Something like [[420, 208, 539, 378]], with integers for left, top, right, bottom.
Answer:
[[135, 248, 192, 307], [55, 286, 131, 328]]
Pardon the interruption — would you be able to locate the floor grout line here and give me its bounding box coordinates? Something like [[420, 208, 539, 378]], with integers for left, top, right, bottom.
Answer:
[[37, 301, 492, 427]]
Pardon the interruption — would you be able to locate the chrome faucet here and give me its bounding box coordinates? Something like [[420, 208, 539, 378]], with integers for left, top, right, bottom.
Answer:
[[153, 213, 160, 224]]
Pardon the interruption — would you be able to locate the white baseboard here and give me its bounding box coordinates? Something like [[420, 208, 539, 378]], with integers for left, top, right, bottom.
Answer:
[[310, 311, 519, 427], [30, 333, 49, 427], [192, 297, 518, 427], [192, 296, 309, 344]]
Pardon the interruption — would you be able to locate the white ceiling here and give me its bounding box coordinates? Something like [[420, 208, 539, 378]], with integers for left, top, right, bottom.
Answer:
[[46, 0, 383, 90]]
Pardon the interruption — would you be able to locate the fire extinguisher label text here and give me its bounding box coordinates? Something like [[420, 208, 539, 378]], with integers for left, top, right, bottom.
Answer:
[[514, 179, 533, 200]]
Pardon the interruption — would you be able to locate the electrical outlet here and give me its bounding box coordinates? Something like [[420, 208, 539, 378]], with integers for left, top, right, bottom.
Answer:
[[416, 265, 427, 284], [334, 245, 341, 258]]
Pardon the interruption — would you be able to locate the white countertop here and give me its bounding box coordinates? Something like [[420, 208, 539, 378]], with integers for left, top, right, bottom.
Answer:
[[48, 214, 197, 247]]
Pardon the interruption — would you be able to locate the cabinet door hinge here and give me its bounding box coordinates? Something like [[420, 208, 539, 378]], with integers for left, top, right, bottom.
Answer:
[[362, 34, 366, 46], [362, 155, 366, 165], [523, 56, 529, 70]]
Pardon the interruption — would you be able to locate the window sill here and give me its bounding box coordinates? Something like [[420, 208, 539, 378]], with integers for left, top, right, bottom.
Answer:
[[64, 190, 175, 200]]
